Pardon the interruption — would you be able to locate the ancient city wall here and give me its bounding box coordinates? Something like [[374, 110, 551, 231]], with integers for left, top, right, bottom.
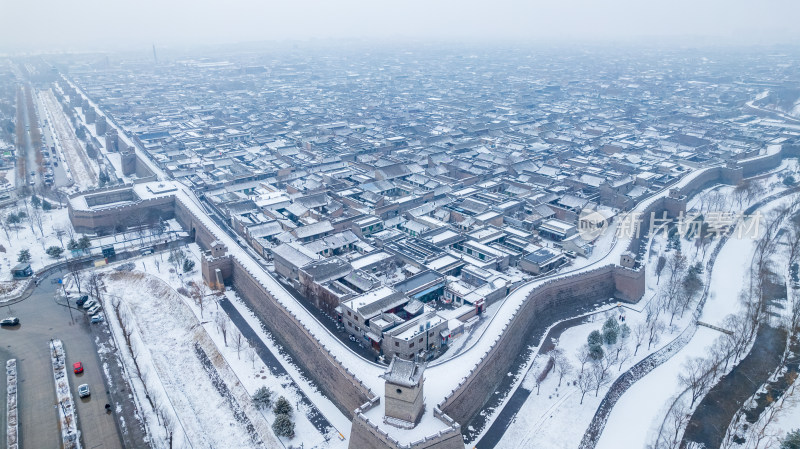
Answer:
[[228, 257, 373, 417], [69, 195, 175, 234], [173, 198, 219, 249], [439, 264, 644, 426], [173, 197, 374, 416], [738, 149, 783, 178], [349, 399, 464, 449]]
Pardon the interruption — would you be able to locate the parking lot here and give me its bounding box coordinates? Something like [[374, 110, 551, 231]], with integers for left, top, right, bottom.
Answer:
[[0, 272, 123, 449]]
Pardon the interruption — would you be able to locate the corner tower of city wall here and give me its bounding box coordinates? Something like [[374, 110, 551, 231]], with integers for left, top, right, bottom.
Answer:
[[439, 264, 644, 427]]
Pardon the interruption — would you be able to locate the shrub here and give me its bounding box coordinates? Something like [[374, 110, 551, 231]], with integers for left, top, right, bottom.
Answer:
[[252, 386, 272, 409], [46, 246, 64, 259], [17, 249, 31, 263], [273, 396, 292, 416], [272, 413, 295, 438], [782, 429, 800, 449]]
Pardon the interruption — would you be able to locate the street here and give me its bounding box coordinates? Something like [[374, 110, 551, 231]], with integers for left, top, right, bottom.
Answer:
[[0, 272, 125, 449]]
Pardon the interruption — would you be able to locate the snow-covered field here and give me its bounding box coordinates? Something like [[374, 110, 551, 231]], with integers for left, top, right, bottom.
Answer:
[[100, 269, 265, 449], [0, 205, 72, 280], [97, 245, 348, 449]]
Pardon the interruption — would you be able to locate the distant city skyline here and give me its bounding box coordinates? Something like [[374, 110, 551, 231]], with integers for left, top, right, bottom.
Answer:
[[3, 0, 800, 53]]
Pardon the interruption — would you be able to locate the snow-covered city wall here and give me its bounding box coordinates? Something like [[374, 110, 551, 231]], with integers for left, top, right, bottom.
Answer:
[[227, 252, 375, 416], [437, 264, 643, 425]]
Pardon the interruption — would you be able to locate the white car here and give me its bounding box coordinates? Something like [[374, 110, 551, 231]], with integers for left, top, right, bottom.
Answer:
[[82, 300, 96, 310], [87, 305, 101, 315], [78, 384, 90, 398]]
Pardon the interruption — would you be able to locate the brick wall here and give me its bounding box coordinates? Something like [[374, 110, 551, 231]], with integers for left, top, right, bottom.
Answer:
[[348, 399, 464, 449], [228, 258, 372, 418]]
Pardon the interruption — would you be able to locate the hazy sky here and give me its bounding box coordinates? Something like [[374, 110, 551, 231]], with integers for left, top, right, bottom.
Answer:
[[3, 0, 800, 52]]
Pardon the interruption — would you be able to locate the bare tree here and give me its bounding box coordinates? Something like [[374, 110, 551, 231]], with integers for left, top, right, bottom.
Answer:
[[679, 357, 712, 408], [54, 226, 66, 248], [66, 258, 85, 293], [655, 255, 667, 284], [732, 182, 748, 209], [233, 329, 244, 359], [216, 313, 228, 347], [168, 248, 185, 273], [633, 322, 647, 356], [645, 295, 664, 324], [65, 223, 75, 243], [576, 344, 592, 375], [30, 205, 45, 238], [550, 348, 573, 387], [590, 361, 611, 397], [189, 281, 206, 318], [246, 340, 257, 368], [576, 372, 596, 405], [656, 398, 691, 449], [87, 270, 103, 303], [647, 319, 665, 350], [0, 212, 11, 243], [617, 346, 631, 371], [21, 199, 35, 235]]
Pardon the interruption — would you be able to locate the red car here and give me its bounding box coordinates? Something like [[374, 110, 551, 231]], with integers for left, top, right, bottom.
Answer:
[[73, 362, 83, 374]]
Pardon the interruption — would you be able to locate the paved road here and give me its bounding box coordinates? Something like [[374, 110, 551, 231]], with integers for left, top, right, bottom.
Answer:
[[39, 114, 71, 188], [0, 272, 123, 449]]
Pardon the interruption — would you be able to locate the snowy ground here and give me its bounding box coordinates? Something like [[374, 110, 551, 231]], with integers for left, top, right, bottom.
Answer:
[[98, 268, 265, 449], [0, 205, 73, 280], [97, 245, 348, 449]]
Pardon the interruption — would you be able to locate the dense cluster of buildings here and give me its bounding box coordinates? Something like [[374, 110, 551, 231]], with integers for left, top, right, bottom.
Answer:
[[55, 47, 798, 361]]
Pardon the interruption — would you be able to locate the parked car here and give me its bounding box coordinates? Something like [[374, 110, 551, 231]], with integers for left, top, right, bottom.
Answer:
[[73, 362, 83, 374], [82, 300, 96, 310], [87, 305, 101, 315], [76, 296, 88, 307], [0, 317, 20, 326], [91, 314, 104, 324], [78, 384, 90, 398]]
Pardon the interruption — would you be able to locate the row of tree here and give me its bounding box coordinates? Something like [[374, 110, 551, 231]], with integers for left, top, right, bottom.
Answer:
[[252, 387, 296, 438]]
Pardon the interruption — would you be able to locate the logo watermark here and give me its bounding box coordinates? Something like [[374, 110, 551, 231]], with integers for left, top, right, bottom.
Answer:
[[609, 210, 763, 241]]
